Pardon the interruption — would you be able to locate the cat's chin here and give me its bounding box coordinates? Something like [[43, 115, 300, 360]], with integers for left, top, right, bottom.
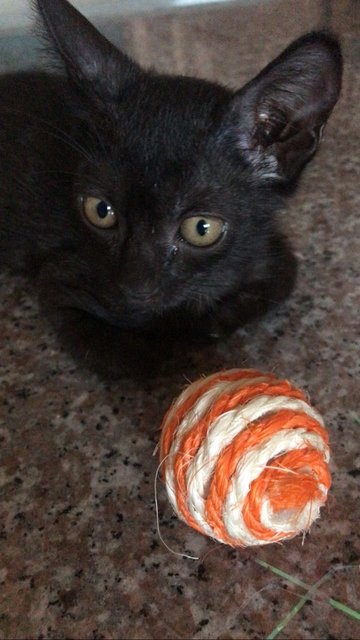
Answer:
[[42, 304, 216, 381]]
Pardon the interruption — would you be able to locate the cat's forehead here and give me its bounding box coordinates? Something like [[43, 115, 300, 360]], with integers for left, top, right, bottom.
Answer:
[[110, 74, 231, 173]]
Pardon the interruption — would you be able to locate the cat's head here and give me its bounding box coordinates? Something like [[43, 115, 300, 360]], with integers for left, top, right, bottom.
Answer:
[[35, 0, 342, 329]]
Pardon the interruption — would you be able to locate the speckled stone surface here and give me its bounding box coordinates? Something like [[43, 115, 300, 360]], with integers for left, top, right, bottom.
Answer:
[[1, 1, 360, 639]]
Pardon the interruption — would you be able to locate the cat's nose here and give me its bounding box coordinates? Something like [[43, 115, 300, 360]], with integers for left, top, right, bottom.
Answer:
[[118, 241, 175, 300]]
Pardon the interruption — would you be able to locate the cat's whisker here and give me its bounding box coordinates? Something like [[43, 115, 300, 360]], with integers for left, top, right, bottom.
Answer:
[[0, 170, 40, 199], [0, 105, 97, 166]]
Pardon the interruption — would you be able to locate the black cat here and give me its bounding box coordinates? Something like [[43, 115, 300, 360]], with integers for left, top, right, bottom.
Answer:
[[0, 0, 342, 378]]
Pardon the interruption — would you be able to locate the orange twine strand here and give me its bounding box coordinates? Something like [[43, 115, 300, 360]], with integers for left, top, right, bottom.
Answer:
[[204, 410, 328, 545], [242, 448, 331, 543], [160, 369, 279, 463]]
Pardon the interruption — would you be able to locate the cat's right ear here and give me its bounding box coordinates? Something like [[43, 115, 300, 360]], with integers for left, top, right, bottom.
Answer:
[[219, 32, 342, 185], [34, 0, 142, 99]]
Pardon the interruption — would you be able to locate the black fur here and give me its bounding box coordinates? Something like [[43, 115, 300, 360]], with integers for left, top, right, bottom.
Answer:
[[0, 0, 342, 378]]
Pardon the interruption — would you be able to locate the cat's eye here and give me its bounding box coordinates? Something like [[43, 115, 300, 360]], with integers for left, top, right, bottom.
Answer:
[[180, 215, 226, 247], [81, 196, 117, 229]]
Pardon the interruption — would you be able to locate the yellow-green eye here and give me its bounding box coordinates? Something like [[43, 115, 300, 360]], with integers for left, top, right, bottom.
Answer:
[[180, 216, 226, 247], [82, 196, 117, 229]]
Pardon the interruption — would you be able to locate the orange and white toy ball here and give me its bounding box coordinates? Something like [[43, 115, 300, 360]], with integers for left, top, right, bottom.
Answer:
[[159, 369, 331, 547]]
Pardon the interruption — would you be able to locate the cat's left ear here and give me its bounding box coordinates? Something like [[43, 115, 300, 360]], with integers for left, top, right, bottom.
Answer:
[[222, 32, 342, 183], [35, 0, 142, 99]]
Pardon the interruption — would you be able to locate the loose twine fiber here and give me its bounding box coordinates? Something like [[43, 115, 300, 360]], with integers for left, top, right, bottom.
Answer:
[[159, 369, 331, 547]]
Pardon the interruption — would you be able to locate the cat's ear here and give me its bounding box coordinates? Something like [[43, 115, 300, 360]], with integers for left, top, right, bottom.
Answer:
[[223, 32, 342, 183], [34, 0, 142, 98]]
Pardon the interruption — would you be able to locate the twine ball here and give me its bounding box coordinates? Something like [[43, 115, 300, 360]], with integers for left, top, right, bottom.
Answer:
[[159, 369, 331, 547]]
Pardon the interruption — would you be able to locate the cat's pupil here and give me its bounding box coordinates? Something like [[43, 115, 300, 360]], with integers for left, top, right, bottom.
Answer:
[[97, 201, 110, 219], [196, 219, 210, 236]]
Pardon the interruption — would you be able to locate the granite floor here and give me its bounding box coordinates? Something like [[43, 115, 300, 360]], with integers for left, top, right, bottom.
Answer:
[[1, 1, 360, 639]]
